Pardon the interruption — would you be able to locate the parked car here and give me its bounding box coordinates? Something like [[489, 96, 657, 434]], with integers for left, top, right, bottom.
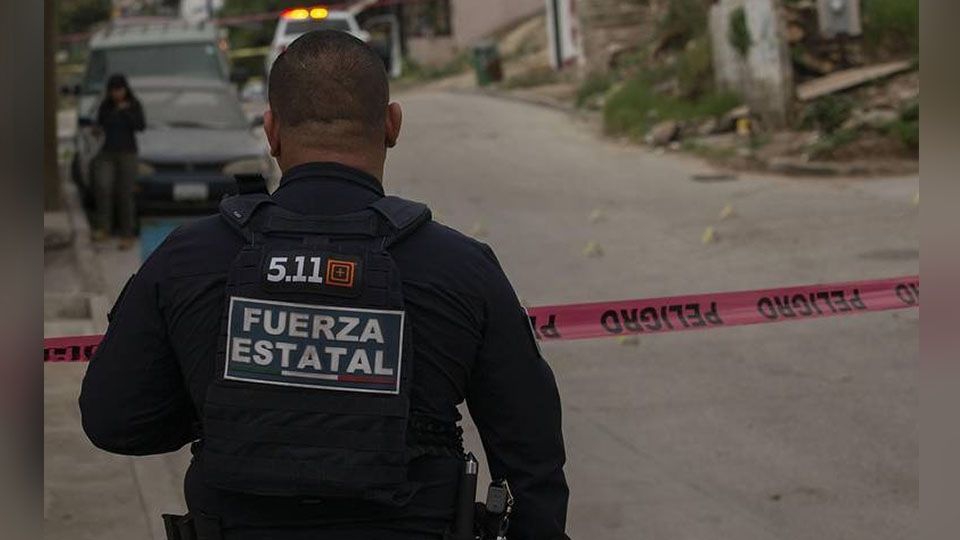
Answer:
[[127, 77, 272, 213], [70, 18, 232, 201], [265, 6, 370, 75]]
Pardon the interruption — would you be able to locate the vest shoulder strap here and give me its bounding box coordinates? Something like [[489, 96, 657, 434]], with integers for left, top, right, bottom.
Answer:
[[368, 196, 432, 247], [234, 173, 269, 195], [219, 193, 275, 241]]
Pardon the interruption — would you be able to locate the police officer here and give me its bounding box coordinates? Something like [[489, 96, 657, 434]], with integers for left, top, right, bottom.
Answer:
[[79, 30, 569, 540]]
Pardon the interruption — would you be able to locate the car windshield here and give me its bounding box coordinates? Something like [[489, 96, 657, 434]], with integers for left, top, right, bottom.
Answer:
[[284, 18, 351, 35], [84, 43, 226, 92], [139, 88, 249, 130]]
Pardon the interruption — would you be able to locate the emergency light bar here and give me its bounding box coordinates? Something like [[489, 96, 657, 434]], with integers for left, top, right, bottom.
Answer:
[[281, 6, 330, 20]]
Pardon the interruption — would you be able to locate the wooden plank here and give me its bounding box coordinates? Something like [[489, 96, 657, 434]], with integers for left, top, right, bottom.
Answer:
[[796, 60, 914, 101]]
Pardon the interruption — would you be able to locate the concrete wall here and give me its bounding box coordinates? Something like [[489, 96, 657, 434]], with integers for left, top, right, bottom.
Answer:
[[575, 0, 658, 74], [450, 0, 543, 46], [407, 0, 543, 66], [709, 0, 794, 128], [407, 36, 458, 66]]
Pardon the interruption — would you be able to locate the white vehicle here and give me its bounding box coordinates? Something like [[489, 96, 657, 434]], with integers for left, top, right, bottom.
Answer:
[[265, 7, 370, 75]]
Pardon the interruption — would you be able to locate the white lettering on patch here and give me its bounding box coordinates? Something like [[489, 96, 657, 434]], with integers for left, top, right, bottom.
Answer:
[[263, 310, 286, 336], [312, 315, 335, 340], [288, 311, 309, 338], [373, 350, 393, 376], [275, 342, 297, 368], [253, 340, 273, 365], [346, 349, 372, 374], [297, 345, 323, 370], [243, 308, 262, 332], [336, 317, 360, 342], [224, 297, 405, 394], [327, 346, 347, 372], [359, 319, 384, 344], [231, 337, 251, 363]]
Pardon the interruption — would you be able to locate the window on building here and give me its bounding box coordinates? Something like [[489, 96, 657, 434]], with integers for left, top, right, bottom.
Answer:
[[403, 0, 452, 38]]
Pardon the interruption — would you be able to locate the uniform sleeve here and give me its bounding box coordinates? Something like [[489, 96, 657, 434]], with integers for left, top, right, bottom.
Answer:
[[78, 242, 196, 456], [126, 100, 146, 132], [466, 245, 570, 540]]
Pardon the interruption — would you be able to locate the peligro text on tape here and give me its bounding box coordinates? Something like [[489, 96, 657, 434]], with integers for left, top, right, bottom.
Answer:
[[43, 276, 918, 362], [525, 276, 918, 341], [43, 335, 103, 363]]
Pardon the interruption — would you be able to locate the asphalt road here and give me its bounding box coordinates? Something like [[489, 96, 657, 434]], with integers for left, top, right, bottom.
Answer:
[[45, 89, 918, 540]]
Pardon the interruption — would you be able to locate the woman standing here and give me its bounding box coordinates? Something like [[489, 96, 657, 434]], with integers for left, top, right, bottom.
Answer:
[[94, 74, 145, 249]]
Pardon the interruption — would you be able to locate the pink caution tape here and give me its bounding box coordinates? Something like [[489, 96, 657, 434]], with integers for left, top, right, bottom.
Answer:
[[43, 276, 919, 361], [525, 276, 919, 341], [43, 334, 105, 363]]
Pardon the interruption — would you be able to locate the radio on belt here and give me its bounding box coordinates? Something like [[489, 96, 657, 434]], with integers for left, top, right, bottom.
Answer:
[[478, 478, 513, 540]]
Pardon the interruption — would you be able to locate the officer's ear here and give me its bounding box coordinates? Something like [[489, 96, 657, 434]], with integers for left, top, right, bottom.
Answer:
[[385, 102, 402, 149], [263, 109, 281, 158]]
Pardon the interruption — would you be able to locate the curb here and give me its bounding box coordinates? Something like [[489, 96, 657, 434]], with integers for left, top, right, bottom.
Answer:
[[61, 179, 110, 332], [62, 180, 105, 294], [44, 211, 74, 250], [765, 157, 920, 177]]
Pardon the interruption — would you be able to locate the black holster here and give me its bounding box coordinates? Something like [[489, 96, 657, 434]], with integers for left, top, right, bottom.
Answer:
[[444, 452, 512, 540], [445, 452, 479, 540], [162, 513, 222, 540]]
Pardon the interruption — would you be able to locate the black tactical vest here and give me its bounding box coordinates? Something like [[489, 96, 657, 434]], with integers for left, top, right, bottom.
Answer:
[[199, 188, 431, 506]]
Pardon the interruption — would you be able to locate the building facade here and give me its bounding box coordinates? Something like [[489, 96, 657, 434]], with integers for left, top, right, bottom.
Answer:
[[393, 0, 544, 66], [575, 0, 660, 73]]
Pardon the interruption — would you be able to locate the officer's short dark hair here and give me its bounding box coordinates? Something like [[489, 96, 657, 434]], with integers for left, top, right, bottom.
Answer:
[[268, 30, 389, 140]]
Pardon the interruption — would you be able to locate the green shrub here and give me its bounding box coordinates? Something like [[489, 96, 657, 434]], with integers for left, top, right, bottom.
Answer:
[[58, 0, 111, 35], [886, 101, 919, 153], [603, 76, 740, 138], [803, 95, 854, 134], [576, 72, 615, 108], [863, 0, 919, 56], [728, 7, 752, 57], [661, 0, 710, 45], [890, 120, 919, 152], [900, 100, 919, 122], [808, 129, 861, 160], [675, 37, 714, 99]]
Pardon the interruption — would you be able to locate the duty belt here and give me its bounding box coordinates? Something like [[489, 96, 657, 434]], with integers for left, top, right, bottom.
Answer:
[[162, 513, 221, 540]]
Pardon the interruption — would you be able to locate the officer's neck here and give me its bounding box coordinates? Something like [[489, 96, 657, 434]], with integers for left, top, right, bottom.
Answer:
[[278, 147, 385, 183]]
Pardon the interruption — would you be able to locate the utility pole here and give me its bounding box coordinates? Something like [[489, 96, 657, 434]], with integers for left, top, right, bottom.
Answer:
[[44, 0, 61, 211]]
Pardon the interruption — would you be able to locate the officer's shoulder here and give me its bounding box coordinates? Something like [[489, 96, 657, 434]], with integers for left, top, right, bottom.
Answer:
[[416, 221, 493, 253], [161, 214, 235, 246], [394, 220, 499, 275], [149, 214, 242, 276]]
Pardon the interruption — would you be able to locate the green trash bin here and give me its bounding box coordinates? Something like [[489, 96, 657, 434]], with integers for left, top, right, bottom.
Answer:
[[471, 40, 503, 87]]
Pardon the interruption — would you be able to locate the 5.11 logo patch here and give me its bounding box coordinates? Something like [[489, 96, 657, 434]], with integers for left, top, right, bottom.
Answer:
[[261, 251, 361, 295]]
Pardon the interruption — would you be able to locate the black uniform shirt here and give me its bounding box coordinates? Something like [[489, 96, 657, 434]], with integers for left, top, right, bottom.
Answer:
[[79, 162, 570, 539], [96, 98, 146, 153]]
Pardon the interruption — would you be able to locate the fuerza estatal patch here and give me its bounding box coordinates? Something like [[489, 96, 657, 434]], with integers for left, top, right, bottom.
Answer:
[[224, 297, 404, 394]]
